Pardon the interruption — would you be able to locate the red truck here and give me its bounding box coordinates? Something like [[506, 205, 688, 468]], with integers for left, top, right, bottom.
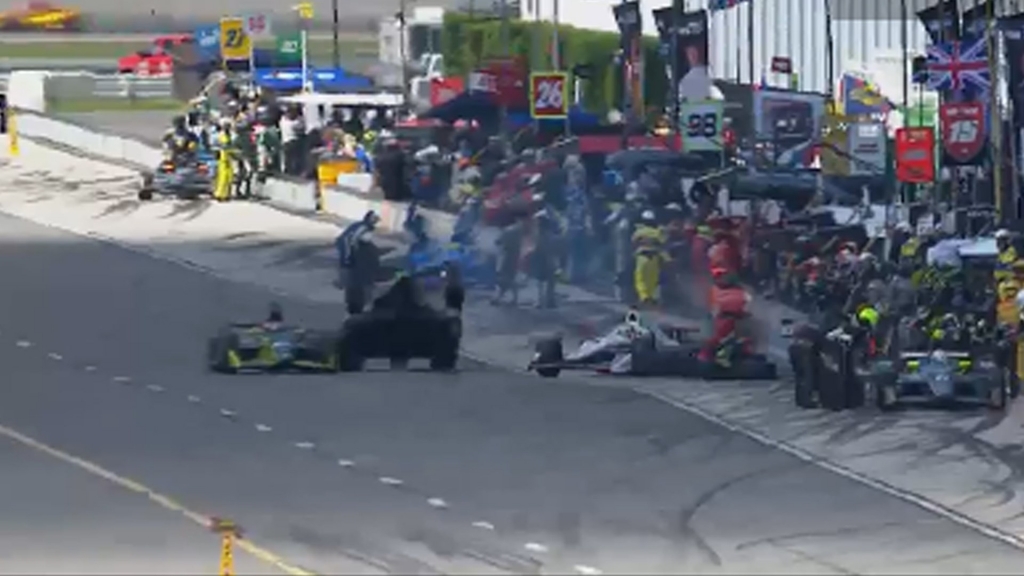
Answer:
[[117, 34, 192, 76]]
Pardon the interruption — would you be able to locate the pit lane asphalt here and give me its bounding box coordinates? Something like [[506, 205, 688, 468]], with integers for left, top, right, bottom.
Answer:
[[0, 429, 277, 575], [2, 211, 1024, 574]]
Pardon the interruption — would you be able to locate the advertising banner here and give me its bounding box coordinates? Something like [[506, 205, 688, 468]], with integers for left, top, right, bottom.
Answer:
[[940, 100, 988, 165], [848, 122, 886, 176], [895, 127, 937, 183], [753, 89, 826, 169]]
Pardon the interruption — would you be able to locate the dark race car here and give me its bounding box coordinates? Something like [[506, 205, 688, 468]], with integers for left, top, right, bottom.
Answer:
[[869, 349, 1011, 410], [335, 276, 463, 371], [207, 322, 339, 373], [529, 311, 777, 379], [138, 155, 215, 201]]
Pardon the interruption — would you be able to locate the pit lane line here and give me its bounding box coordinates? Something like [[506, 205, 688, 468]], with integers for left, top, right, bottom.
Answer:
[[15, 205, 1024, 562], [7, 336, 603, 576]]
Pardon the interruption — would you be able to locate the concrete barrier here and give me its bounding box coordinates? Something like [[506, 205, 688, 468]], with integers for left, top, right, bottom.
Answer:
[[261, 178, 319, 212], [16, 111, 161, 168]]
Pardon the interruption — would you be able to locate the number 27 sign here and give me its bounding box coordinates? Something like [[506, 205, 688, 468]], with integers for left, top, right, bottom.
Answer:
[[529, 72, 569, 119]]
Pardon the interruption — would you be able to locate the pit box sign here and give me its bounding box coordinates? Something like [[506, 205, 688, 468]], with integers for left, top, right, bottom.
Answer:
[[529, 72, 569, 119], [895, 127, 936, 184], [219, 17, 251, 61], [679, 100, 724, 152], [244, 13, 272, 39], [940, 101, 987, 165]]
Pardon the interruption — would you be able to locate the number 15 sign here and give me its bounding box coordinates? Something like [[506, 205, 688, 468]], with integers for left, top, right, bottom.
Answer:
[[940, 101, 986, 165], [529, 72, 569, 119]]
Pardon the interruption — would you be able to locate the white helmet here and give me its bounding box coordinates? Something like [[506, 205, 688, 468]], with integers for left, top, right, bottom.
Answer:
[[996, 228, 1011, 239]]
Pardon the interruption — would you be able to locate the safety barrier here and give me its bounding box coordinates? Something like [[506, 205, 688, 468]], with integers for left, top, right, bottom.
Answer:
[[0, 73, 172, 99], [10, 111, 458, 239]]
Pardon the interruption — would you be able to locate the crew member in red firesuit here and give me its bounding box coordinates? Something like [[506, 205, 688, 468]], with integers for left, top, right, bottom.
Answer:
[[699, 268, 752, 364], [707, 223, 741, 275]]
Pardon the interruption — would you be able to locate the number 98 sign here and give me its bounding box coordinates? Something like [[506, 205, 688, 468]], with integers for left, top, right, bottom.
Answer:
[[530, 72, 569, 119]]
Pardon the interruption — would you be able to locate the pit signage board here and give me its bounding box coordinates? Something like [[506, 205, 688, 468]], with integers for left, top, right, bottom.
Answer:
[[679, 100, 724, 152], [219, 17, 251, 61], [529, 72, 569, 119]]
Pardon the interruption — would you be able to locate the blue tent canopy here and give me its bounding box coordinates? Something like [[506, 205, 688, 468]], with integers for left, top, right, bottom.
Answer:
[[424, 91, 600, 131], [253, 68, 373, 93]]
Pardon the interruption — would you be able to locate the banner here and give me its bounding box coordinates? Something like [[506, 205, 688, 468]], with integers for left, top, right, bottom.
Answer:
[[820, 112, 851, 176], [961, 0, 994, 38], [675, 10, 711, 102], [1002, 14, 1024, 166], [613, 1, 643, 118], [679, 100, 723, 152], [917, 0, 960, 43], [193, 24, 220, 61], [896, 127, 937, 183], [940, 100, 988, 165], [752, 89, 826, 169], [848, 122, 886, 176]]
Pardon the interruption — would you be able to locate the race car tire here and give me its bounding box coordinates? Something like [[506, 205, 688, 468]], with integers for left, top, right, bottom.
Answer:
[[138, 188, 154, 201], [207, 334, 238, 374], [534, 338, 563, 378], [335, 340, 365, 372], [790, 344, 818, 409], [429, 318, 461, 371], [990, 369, 1011, 410], [304, 331, 341, 372], [874, 373, 899, 412]]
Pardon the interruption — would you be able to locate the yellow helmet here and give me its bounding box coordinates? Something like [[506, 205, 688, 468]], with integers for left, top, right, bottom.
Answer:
[[857, 306, 879, 328]]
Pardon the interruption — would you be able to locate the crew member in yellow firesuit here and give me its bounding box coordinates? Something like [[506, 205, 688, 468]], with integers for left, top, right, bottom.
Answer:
[[632, 210, 670, 305], [994, 229, 1018, 284], [214, 118, 235, 202], [996, 260, 1024, 328]]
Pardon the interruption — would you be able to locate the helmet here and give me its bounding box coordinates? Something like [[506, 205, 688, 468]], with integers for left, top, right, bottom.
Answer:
[[996, 228, 1011, 239], [640, 210, 656, 223], [856, 305, 879, 328]]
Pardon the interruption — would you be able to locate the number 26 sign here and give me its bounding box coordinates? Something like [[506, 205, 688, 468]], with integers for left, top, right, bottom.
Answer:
[[529, 72, 569, 119]]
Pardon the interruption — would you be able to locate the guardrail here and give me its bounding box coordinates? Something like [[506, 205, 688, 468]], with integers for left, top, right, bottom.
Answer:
[[0, 73, 171, 98]]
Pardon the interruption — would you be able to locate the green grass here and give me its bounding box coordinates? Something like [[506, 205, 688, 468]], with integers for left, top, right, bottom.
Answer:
[[46, 97, 184, 113], [0, 37, 377, 60]]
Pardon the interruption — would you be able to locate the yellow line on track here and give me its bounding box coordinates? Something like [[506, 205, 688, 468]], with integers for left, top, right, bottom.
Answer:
[[0, 423, 315, 576]]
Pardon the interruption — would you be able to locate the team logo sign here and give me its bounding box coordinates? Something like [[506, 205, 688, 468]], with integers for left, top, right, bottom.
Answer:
[[529, 72, 569, 119], [940, 102, 986, 163]]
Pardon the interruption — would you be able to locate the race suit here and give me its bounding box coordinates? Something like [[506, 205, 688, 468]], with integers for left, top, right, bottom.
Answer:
[[233, 126, 257, 198], [214, 131, 234, 201], [255, 124, 282, 178], [632, 225, 669, 304], [997, 278, 1021, 328], [995, 246, 1018, 284], [699, 285, 751, 363]]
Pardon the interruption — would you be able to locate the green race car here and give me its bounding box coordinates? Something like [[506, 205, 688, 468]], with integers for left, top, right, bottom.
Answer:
[[207, 322, 339, 373]]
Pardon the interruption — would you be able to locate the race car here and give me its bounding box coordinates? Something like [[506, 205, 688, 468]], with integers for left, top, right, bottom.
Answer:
[[207, 322, 339, 373], [870, 350, 1011, 410], [138, 155, 215, 201], [406, 241, 497, 289], [335, 276, 463, 371], [528, 310, 777, 379], [0, 2, 81, 31]]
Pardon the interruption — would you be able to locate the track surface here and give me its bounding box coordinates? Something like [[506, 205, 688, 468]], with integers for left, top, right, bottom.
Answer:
[[1, 209, 1024, 572], [0, 430, 277, 575]]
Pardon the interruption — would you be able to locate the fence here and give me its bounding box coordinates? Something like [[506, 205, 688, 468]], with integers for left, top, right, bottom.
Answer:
[[0, 73, 171, 99]]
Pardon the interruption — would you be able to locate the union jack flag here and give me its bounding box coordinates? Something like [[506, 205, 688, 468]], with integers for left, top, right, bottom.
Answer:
[[926, 35, 990, 94]]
